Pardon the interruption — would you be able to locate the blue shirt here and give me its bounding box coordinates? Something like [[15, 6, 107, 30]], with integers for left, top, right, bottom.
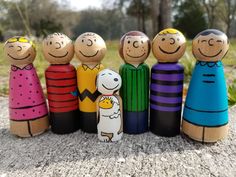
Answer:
[[183, 61, 228, 126]]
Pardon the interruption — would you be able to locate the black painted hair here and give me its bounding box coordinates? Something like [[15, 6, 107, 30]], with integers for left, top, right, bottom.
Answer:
[[195, 29, 229, 43]]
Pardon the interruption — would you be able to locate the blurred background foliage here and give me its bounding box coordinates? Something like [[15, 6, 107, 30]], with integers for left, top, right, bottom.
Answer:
[[228, 79, 236, 106], [1, 0, 236, 40]]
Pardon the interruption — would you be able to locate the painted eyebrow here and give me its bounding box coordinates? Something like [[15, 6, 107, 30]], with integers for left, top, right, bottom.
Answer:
[[201, 40, 207, 42], [216, 40, 222, 42]]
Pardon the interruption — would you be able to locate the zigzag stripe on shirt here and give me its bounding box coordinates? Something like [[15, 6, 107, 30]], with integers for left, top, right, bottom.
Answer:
[[78, 89, 100, 102]]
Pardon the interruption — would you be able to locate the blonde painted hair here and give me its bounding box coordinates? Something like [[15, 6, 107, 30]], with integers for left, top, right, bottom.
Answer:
[[5, 36, 36, 50], [158, 28, 183, 36]]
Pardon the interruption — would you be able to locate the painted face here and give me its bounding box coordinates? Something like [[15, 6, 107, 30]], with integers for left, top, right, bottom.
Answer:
[[97, 69, 122, 95], [74, 32, 107, 64], [121, 35, 150, 64], [4, 37, 36, 66], [192, 33, 229, 62], [152, 29, 186, 62], [42, 33, 74, 64]]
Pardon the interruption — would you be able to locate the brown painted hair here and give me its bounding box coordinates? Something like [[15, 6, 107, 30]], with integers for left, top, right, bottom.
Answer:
[[119, 31, 151, 59]]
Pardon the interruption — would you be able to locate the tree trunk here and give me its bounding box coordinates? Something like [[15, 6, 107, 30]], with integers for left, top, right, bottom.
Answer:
[[202, 0, 218, 29], [136, 0, 142, 31], [141, 2, 146, 33], [150, 0, 160, 37], [159, 0, 172, 30]]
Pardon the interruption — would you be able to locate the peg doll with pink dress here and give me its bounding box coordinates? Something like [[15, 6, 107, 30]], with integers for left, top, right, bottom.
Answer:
[[4, 36, 49, 137]]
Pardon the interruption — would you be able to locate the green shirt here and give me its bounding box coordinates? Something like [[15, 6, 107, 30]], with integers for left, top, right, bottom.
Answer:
[[119, 63, 149, 112]]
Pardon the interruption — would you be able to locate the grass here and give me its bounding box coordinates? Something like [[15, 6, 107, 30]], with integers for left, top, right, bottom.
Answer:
[[0, 40, 236, 96], [228, 81, 236, 106]]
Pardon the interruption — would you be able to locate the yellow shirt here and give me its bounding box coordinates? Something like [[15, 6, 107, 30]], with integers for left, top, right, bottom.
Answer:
[[77, 64, 104, 112]]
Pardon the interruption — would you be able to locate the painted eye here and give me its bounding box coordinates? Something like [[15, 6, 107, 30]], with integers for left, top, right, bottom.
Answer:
[[216, 40, 222, 43], [177, 38, 180, 41], [162, 38, 165, 41], [9, 45, 14, 48], [201, 40, 207, 43], [128, 40, 130, 44], [82, 39, 84, 42], [50, 41, 52, 45], [61, 41, 64, 44], [108, 73, 112, 75], [141, 40, 144, 44], [94, 39, 96, 42], [101, 73, 105, 76]]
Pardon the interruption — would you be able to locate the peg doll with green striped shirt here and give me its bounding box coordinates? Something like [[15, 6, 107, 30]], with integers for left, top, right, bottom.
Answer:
[[119, 31, 151, 134]]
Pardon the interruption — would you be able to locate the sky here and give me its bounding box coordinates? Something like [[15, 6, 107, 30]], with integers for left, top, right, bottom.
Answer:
[[68, 0, 103, 11]]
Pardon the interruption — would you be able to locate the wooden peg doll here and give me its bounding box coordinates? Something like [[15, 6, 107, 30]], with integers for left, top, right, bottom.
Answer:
[[42, 33, 78, 134], [74, 32, 106, 133], [119, 31, 151, 134], [4, 36, 49, 137], [96, 69, 123, 142], [150, 28, 186, 137], [182, 29, 229, 143]]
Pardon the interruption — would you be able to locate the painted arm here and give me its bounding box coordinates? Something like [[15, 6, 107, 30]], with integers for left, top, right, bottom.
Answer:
[[71, 88, 79, 97]]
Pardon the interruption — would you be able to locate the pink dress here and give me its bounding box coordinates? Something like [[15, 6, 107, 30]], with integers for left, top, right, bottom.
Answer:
[[9, 64, 48, 121]]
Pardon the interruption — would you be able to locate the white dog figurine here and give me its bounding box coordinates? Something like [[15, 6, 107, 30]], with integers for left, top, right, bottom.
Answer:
[[96, 69, 123, 142]]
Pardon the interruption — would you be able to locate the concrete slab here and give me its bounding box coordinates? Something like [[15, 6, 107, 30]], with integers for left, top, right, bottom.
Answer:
[[0, 97, 235, 177]]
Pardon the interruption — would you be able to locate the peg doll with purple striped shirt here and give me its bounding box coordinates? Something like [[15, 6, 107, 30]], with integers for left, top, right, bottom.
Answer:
[[150, 28, 186, 137]]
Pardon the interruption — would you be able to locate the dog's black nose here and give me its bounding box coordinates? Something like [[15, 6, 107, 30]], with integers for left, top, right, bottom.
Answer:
[[114, 78, 118, 82]]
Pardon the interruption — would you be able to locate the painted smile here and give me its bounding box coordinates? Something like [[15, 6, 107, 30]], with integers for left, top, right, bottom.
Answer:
[[198, 48, 222, 58], [79, 50, 99, 57], [8, 53, 30, 60], [126, 52, 145, 58], [48, 51, 68, 58], [159, 46, 181, 54], [102, 84, 119, 90]]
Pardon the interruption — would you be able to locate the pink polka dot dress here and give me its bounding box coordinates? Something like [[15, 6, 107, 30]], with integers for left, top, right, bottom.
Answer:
[[9, 64, 48, 121]]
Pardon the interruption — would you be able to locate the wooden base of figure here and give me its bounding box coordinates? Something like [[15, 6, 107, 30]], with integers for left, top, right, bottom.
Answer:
[[10, 116, 49, 137], [150, 109, 181, 137], [50, 110, 79, 134], [123, 110, 148, 134], [182, 120, 228, 143], [80, 111, 97, 133]]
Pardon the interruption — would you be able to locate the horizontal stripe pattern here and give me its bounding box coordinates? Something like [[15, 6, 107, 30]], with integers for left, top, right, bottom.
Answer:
[[10, 103, 48, 121], [150, 90, 183, 97], [46, 72, 75, 80], [150, 104, 182, 112], [151, 84, 183, 93], [183, 105, 228, 126], [152, 73, 184, 81], [150, 95, 182, 104], [150, 63, 184, 112], [152, 69, 184, 74], [45, 64, 78, 113], [151, 79, 183, 85]]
